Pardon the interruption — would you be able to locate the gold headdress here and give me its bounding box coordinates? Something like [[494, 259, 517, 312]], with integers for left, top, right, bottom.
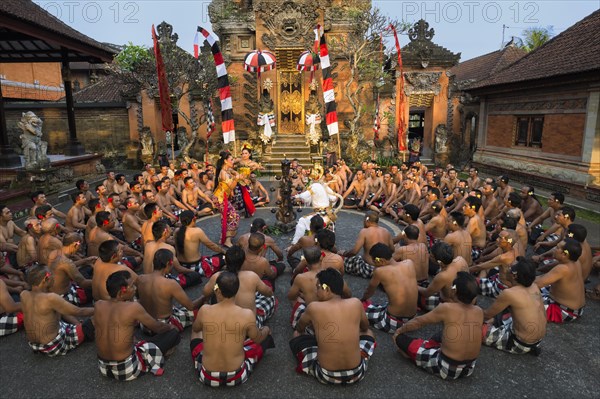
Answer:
[[310, 164, 324, 181]]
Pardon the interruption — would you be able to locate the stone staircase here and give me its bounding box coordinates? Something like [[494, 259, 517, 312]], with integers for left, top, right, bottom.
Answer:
[[262, 134, 312, 173]]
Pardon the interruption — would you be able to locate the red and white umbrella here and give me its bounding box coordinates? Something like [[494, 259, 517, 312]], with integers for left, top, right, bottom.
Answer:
[[296, 50, 320, 72], [243, 50, 276, 77]]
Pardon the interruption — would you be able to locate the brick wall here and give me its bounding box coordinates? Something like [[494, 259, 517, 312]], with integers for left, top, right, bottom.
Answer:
[[541, 113, 585, 156], [486, 115, 513, 147], [6, 107, 130, 155]]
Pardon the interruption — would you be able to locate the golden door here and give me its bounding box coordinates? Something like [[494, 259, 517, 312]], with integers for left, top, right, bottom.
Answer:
[[278, 70, 304, 134]]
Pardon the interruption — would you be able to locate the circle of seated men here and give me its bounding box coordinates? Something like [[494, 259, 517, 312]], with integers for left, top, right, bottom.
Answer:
[[0, 161, 596, 386]]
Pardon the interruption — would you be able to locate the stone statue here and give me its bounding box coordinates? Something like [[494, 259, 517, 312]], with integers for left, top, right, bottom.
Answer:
[[257, 88, 276, 144], [304, 87, 322, 145], [435, 124, 449, 153], [139, 126, 155, 165], [177, 126, 189, 151], [18, 111, 49, 170]]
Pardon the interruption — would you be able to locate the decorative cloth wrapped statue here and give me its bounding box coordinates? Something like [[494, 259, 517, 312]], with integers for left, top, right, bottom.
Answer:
[[304, 84, 322, 146], [257, 87, 276, 144]]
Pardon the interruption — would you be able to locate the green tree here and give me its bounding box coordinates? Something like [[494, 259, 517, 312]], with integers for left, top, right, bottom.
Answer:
[[107, 24, 218, 158], [519, 26, 554, 52], [329, 4, 409, 163]]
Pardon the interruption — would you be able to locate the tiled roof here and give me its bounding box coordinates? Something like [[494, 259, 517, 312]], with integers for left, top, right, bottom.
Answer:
[[470, 9, 600, 89], [71, 77, 125, 103], [450, 45, 526, 83], [0, 0, 116, 62]]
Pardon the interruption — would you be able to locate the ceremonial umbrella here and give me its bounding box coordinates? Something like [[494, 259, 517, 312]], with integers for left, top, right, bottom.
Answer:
[[243, 49, 276, 78], [296, 50, 320, 71]]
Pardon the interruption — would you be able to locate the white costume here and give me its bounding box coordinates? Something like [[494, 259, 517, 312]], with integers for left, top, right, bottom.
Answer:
[[292, 181, 340, 244]]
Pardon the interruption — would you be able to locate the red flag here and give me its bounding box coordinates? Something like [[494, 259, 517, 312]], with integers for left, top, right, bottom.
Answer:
[[390, 24, 406, 151], [152, 25, 173, 133]]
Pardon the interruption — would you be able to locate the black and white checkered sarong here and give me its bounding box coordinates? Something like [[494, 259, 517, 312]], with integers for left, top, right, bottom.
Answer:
[[344, 256, 374, 279], [291, 334, 376, 385], [0, 312, 23, 336], [483, 317, 541, 354], [541, 287, 584, 323], [98, 341, 165, 381], [479, 275, 508, 298], [28, 321, 83, 356], [409, 338, 477, 380], [255, 293, 277, 328], [192, 338, 263, 387], [365, 302, 411, 333]]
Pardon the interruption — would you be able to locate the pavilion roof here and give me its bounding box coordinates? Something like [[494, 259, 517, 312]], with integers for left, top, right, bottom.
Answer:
[[469, 9, 600, 90], [70, 77, 125, 103], [449, 45, 526, 84], [0, 0, 116, 63]]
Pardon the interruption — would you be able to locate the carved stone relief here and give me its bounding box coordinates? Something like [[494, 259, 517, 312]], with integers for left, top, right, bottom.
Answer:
[[255, 0, 320, 49], [403, 72, 442, 96]]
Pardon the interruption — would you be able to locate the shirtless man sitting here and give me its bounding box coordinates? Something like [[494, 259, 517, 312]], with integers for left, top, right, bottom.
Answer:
[[443, 211, 473, 267], [137, 249, 203, 332], [249, 173, 270, 207], [38, 218, 63, 266], [528, 191, 564, 242], [47, 233, 93, 306], [361, 244, 417, 333], [394, 204, 427, 245], [287, 215, 323, 274], [122, 197, 143, 252], [144, 220, 201, 289], [16, 218, 41, 269], [155, 180, 187, 223], [191, 271, 273, 387], [393, 225, 429, 286], [21, 265, 94, 356], [243, 233, 284, 288], [343, 211, 394, 279], [236, 218, 284, 264], [94, 271, 180, 381], [181, 177, 214, 217], [463, 196, 486, 262], [418, 241, 469, 312], [0, 279, 23, 337], [470, 229, 518, 298], [290, 268, 376, 385], [92, 240, 138, 301], [29, 191, 67, 220], [174, 210, 225, 277], [88, 211, 142, 270], [482, 257, 546, 355], [0, 206, 25, 266], [393, 272, 482, 380], [535, 239, 585, 323], [65, 193, 88, 233], [424, 201, 447, 247], [482, 181, 500, 222], [520, 185, 543, 223], [342, 170, 367, 209]]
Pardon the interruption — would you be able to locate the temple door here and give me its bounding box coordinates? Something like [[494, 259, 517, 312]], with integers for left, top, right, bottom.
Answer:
[[278, 71, 304, 134], [276, 49, 304, 134]]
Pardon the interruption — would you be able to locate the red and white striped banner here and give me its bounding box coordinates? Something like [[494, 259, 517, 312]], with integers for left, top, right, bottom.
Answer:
[[316, 25, 339, 136], [195, 27, 235, 144], [390, 24, 406, 152]]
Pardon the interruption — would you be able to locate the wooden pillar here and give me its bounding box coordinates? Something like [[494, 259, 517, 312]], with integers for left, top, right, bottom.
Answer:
[[0, 78, 22, 168], [62, 50, 84, 155]]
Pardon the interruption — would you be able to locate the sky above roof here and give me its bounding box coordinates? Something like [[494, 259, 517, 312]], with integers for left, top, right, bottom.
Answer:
[[33, 0, 599, 62]]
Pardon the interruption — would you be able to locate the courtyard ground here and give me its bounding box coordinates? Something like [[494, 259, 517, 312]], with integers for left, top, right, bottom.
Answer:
[[1, 207, 599, 398]]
